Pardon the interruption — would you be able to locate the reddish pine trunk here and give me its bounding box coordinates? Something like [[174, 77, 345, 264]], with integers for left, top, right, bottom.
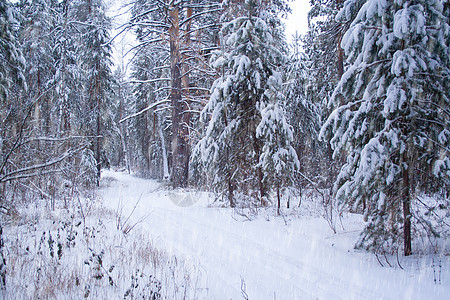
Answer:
[[181, 4, 193, 185], [336, 0, 344, 80], [169, 5, 188, 187], [337, 47, 344, 79]]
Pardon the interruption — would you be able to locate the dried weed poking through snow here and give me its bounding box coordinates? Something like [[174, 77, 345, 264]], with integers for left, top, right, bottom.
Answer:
[[1, 202, 202, 299]]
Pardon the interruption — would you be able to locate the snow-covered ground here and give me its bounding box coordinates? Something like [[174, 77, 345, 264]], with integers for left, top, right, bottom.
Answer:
[[101, 170, 449, 299]]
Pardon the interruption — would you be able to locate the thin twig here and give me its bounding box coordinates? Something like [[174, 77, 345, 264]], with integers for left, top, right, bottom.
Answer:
[[396, 248, 404, 270], [375, 252, 384, 267], [383, 251, 392, 268]]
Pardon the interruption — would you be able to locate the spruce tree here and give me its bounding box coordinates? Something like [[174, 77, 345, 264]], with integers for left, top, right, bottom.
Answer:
[[195, 0, 295, 207], [257, 75, 300, 213], [320, 0, 449, 255], [284, 33, 322, 183]]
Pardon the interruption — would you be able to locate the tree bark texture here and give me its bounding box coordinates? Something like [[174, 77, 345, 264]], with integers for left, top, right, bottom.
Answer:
[[169, 5, 188, 187], [402, 149, 412, 256]]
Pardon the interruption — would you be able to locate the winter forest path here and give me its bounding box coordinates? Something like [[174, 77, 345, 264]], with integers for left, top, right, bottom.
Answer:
[[100, 170, 448, 300]]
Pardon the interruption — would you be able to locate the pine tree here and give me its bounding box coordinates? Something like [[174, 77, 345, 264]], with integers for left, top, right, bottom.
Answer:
[[19, 0, 57, 134], [109, 66, 133, 173], [128, 0, 221, 186], [194, 0, 295, 207], [0, 0, 25, 289], [0, 0, 25, 100], [284, 33, 322, 185], [51, 0, 84, 135], [257, 75, 300, 213], [320, 0, 449, 255], [77, 0, 114, 184], [129, 41, 170, 178], [300, 0, 356, 190]]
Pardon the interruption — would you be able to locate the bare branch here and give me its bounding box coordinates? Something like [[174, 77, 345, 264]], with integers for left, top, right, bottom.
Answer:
[[0, 85, 56, 176], [0, 146, 86, 183], [127, 78, 171, 84], [120, 99, 171, 123], [179, 8, 222, 27]]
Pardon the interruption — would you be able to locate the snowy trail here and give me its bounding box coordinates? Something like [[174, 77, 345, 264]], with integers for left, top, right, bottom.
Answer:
[[101, 170, 448, 300]]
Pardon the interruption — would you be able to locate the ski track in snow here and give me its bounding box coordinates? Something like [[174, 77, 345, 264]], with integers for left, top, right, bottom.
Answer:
[[101, 170, 448, 300]]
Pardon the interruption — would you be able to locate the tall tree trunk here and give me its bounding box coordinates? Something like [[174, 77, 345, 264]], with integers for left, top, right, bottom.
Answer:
[[117, 83, 131, 173], [44, 95, 51, 135], [277, 182, 281, 215], [181, 3, 193, 185], [402, 149, 412, 256], [228, 175, 235, 208], [399, 34, 412, 255], [336, 0, 344, 79], [169, 4, 187, 187], [0, 225, 5, 289], [142, 111, 150, 174], [34, 69, 42, 132], [337, 46, 344, 79], [89, 69, 101, 186], [252, 131, 265, 205], [257, 165, 265, 205], [158, 115, 170, 180], [96, 85, 101, 186], [117, 83, 124, 167]]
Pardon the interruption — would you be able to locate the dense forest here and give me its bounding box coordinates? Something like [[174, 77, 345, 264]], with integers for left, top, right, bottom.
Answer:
[[0, 0, 449, 293]]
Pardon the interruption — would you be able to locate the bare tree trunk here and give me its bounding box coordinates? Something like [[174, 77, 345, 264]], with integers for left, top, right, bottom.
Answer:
[[277, 183, 281, 215], [336, 0, 344, 79], [34, 70, 42, 132], [0, 225, 5, 289], [169, 4, 188, 187], [333, 0, 344, 197], [258, 166, 265, 205], [228, 175, 235, 208], [90, 70, 101, 186], [252, 131, 265, 205], [118, 84, 131, 173], [142, 111, 150, 174], [96, 95, 101, 184], [402, 150, 412, 256], [181, 3, 193, 185], [44, 96, 52, 135], [337, 47, 344, 79], [61, 86, 71, 135], [158, 115, 170, 179], [117, 83, 124, 167], [287, 192, 290, 209]]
